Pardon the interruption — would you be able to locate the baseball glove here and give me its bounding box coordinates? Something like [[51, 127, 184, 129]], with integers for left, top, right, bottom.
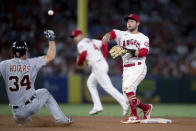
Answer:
[[109, 45, 127, 59]]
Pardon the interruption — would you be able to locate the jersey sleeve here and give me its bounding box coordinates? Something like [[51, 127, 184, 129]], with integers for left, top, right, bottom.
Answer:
[[140, 36, 150, 50], [137, 36, 150, 57], [112, 29, 123, 46], [77, 42, 87, 54], [29, 56, 46, 70]]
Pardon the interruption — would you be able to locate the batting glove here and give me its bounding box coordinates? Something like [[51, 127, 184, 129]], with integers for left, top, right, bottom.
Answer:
[[44, 30, 55, 41]]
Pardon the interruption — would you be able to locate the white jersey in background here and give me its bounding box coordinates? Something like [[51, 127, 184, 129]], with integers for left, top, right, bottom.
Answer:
[[77, 37, 128, 115], [77, 38, 104, 67]]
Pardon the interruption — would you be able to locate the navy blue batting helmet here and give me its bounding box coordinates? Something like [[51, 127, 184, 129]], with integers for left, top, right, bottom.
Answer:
[[12, 41, 28, 57]]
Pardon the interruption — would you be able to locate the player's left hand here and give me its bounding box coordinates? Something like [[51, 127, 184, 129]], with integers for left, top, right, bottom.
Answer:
[[109, 45, 127, 59], [44, 30, 56, 41]]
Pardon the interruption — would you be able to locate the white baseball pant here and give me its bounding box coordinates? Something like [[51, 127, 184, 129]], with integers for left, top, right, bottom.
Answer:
[[122, 63, 147, 94], [87, 59, 126, 110]]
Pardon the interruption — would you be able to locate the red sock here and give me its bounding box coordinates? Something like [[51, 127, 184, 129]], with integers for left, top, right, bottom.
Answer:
[[126, 92, 138, 116], [137, 100, 149, 111]]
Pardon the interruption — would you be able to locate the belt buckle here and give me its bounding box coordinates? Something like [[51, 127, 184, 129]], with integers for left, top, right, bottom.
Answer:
[[31, 95, 35, 100], [25, 100, 30, 105], [13, 106, 19, 109]]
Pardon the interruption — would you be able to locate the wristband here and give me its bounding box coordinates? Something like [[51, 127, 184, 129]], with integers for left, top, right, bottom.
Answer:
[[126, 49, 136, 56]]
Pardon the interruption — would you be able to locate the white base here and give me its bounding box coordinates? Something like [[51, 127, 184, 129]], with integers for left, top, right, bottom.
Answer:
[[140, 118, 172, 124]]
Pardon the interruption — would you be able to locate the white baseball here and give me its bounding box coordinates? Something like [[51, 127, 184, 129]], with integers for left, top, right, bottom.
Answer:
[[48, 10, 54, 16]]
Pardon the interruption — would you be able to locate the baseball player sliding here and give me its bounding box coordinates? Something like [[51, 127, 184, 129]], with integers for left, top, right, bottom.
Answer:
[[70, 30, 128, 115], [0, 30, 73, 125], [102, 14, 153, 123]]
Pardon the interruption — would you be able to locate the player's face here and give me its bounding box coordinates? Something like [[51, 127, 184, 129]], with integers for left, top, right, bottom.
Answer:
[[74, 34, 83, 43], [127, 19, 139, 32]]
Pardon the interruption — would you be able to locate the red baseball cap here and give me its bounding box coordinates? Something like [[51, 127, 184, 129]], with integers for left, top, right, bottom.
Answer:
[[70, 29, 83, 38], [124, 14, 140, 22]]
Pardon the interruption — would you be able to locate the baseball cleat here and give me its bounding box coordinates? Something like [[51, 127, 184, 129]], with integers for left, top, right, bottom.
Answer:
[[89, 109, 103, 115], [56, 118, 73, 126], [143, 104, 153, 119], [120, 115, 140, 124], [66, 118, 74, 124]]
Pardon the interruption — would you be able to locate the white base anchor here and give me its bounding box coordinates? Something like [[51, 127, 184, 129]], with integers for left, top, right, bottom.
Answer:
[[140, 118, 172, 124]]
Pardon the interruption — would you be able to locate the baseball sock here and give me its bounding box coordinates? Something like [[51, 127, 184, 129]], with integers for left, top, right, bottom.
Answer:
[[126, 92, 138, 116], [126, 92, 149, 116], [137, 99, 149, 111]]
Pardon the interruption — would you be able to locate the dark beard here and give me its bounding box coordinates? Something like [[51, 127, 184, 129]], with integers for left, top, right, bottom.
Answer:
[[128, 27, 137, 32]]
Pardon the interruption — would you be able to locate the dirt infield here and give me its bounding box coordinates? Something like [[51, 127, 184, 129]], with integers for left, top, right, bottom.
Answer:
[[0, 115, 196, 131]]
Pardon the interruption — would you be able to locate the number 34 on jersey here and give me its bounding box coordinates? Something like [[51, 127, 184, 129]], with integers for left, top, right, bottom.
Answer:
[[9, 75, 31, 91]]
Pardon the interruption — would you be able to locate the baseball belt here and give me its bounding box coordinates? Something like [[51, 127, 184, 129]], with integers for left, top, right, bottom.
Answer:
[[124, 62, 141, 67], [12, 94, 36, 109]]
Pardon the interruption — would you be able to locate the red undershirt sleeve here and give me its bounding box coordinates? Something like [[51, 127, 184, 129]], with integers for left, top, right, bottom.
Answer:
[[101, 43, 108, 59], [108, 30, 116, 40], [77, 51, 87, 66], [138, 48, 148, 57]]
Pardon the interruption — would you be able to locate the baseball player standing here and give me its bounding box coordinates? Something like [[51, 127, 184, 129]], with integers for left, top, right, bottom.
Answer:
[[0, 30, 73, 125], [70, 30, 128, 115], [102, 14, 153, 123]]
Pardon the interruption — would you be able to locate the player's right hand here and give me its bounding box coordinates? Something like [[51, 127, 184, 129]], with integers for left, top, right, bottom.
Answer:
[[44, 30, 56, 41]]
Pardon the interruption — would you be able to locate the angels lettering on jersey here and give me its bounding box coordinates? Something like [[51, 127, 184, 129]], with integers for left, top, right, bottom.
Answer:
[[113, 29, 149, 50], [123, 39, 140, 48], [111, 29, 150, 64]]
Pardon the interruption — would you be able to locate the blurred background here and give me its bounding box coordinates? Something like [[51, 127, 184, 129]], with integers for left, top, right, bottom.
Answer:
[[0, 0, 196, 104]]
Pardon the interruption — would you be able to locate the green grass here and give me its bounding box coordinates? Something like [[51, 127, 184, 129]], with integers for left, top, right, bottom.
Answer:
[[0, 103, 196, 117]]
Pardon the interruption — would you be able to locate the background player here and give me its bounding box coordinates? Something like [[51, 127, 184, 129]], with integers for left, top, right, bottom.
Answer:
[[0, 30, 73, 125], [102, 14, 153, 123], [70, 29, 128, 115]]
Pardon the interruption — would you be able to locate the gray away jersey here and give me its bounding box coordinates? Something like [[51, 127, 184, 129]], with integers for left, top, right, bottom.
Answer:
[[0, 56, 46, 106]]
